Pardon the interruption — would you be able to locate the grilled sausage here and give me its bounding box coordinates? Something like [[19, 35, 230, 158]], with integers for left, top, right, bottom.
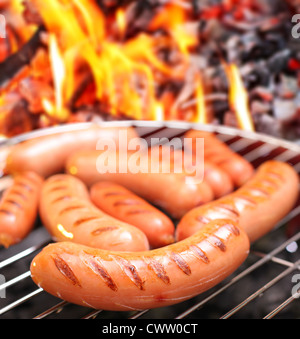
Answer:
[[184, 129, 254, 187], [30, 218, 250, 311], [39, 174, 150, 251], [65, 150, 214, 219], [0, 171, 43, 248], [176, 161, 299, 243], [203, 161, 234, 198], [90, 181, 175, 248], [4, 125, 141, 178], [150, 145, 234, 198]]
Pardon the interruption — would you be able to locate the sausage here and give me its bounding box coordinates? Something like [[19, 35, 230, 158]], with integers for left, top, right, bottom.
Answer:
[[150, 145, 234, 198], [30, 218, 250, 311], [0, 171, 43, 248], [203, 161, 234, 198], [176, 161, 299, 243], [4, 125, 141, 178], [65, 150, 214, 219], [90, 181, 175, 248], [39, 174, 150, 252], [184, 130, 254, 187]]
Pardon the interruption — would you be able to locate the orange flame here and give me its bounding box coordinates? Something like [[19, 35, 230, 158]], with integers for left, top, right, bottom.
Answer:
[[226, 63, 255, 132], [44, 34, 69, 121], [194, 73, 207, 124]]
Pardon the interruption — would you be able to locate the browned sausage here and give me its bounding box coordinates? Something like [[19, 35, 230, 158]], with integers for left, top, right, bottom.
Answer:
[[30, 218, 250, 311], [39, 174, 150, 251], [0, 171, 43, 247], [176, 161, 299, 243], [90, 181, 175, 248]]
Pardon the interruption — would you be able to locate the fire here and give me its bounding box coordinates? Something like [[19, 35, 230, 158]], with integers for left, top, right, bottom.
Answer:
[[226, 63, 255, 132], [194, 73, 207, 124], [149, 4, 198, 58], [46, 34, 68, 121], [0, 0, 256, 134]]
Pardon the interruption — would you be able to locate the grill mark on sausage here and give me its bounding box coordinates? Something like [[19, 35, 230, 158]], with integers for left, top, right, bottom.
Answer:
[[5, 199, 22, 209], [268, 171, 284, 182], [73, 216, 100, 227], [0, 209, 14, 216], [114, 256, 144, 290], [113, 199, 143, 207], [261, 179, 279, 189], [15, 181, 33, 192], [91, 226, 119, 236], [53, 255, 81, 287], [249, 187, 270, 197], [85, 256, 118, 291], [9, 190, 28, 201], [224, 223, 240, 236], [48, 185, 69, 193], [126, 209, 153, 215], [59, 205, 86, 216], [214, 204, 240, 218], [51, 195, 71, 204], [104, 191, 127, 197], [146, 257, 170, 285], [170, 252, 191, 276], [190, 245, 210, 264], [207, 235, 226, 252], [195, 215, 211, 224], [234, 195, 257, 207]]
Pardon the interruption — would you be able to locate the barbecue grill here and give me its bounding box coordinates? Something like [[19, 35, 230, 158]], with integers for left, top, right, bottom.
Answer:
[[0, 120, 299, 319]]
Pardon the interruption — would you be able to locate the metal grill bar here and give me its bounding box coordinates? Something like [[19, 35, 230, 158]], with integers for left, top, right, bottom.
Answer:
[[220, 259, 300, 319], [0, 122, 299, 319], [175, 231, 300, 319]]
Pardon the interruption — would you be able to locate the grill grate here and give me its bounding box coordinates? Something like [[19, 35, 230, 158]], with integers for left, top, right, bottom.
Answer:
[[0, 121, 299, 319]]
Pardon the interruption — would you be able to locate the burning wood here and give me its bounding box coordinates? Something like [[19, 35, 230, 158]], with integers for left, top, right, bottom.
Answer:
[[0, 0, 299, 140]]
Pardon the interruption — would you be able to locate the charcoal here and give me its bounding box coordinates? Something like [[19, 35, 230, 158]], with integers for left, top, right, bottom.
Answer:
[[273, 98, 297, 122], [254, 113, 283, 138]]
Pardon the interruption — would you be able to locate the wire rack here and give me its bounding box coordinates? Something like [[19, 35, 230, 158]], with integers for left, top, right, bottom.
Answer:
[[0, 121, 299, 319]]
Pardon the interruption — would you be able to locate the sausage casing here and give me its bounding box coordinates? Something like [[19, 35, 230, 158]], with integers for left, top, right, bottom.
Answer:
[[184, 130, 254, 187], [31, 219, 250, 311], [90, 181, 175, 248], [0, 171, 43, 247], [5, 125, 141, 178], [39, 174, 150, 251], [176, 161, 299, 243], [65, 150, 214, 219]]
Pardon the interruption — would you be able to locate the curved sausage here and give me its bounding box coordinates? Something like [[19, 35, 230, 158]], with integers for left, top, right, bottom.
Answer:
[[184, 130, 254, 187], [90, 181, 175, 248], [30, 218, 250, 311], [39, 174, 150, 252], [4, 125, 141, 178], [176, 161, 299, 243], [0, 171, 43, 248], [65, 150, 214, 219]]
